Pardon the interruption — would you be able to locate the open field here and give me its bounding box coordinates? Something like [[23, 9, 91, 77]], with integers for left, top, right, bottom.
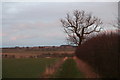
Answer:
[[3, 58, 86, 78], [2, 47, 75, 54], [2, 58, 60, 78]]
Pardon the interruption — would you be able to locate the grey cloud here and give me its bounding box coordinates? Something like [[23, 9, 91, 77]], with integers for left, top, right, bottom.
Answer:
[[2, 2, 118, 47]]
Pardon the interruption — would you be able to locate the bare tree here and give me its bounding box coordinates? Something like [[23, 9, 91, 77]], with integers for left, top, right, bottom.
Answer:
[[112, 18, 120, 34], [113, 18, 120, 30], [117, 18, 120, 32], [60, 10, 103, 46]]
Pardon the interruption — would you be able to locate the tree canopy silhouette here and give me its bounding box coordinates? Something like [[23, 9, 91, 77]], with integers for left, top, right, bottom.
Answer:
[[60, 10, 103, 46]]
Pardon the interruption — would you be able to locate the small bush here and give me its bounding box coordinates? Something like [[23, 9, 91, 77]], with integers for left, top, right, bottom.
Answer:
[[76, 32, 120, 78]]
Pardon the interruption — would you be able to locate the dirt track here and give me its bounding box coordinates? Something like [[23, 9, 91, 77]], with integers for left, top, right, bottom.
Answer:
[[42, 56, 100, 78]]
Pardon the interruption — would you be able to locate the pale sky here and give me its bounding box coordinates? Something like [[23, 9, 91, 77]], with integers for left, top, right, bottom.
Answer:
[[1, 2, 118, 47]]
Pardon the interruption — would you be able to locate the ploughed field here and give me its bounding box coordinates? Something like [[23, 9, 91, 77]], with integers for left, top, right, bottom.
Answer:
[[2, 48, 75, 58], [2, 47, 75, 54]]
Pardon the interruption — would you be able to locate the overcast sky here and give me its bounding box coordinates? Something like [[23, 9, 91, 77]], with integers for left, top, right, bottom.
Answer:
[[2, 2, 118, 47]]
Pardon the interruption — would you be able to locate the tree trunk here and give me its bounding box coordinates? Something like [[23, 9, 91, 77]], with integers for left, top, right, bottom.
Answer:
[[78, 39, 82, 46]]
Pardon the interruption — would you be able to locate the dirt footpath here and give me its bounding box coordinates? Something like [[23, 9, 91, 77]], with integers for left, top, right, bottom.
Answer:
[[73, 56, 100, 78], [41, 57, 68, 78]]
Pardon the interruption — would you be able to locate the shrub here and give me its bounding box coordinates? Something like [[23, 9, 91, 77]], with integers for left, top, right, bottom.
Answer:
[[76, 32, 120, 78]]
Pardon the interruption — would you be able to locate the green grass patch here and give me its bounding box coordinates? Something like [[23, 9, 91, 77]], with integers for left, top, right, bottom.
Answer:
[[2, 58, 60, 78], [53, 58, 84, 78]]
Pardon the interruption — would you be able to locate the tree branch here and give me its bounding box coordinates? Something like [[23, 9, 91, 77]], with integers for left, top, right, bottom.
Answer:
[[60, 10, 103, 46]]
